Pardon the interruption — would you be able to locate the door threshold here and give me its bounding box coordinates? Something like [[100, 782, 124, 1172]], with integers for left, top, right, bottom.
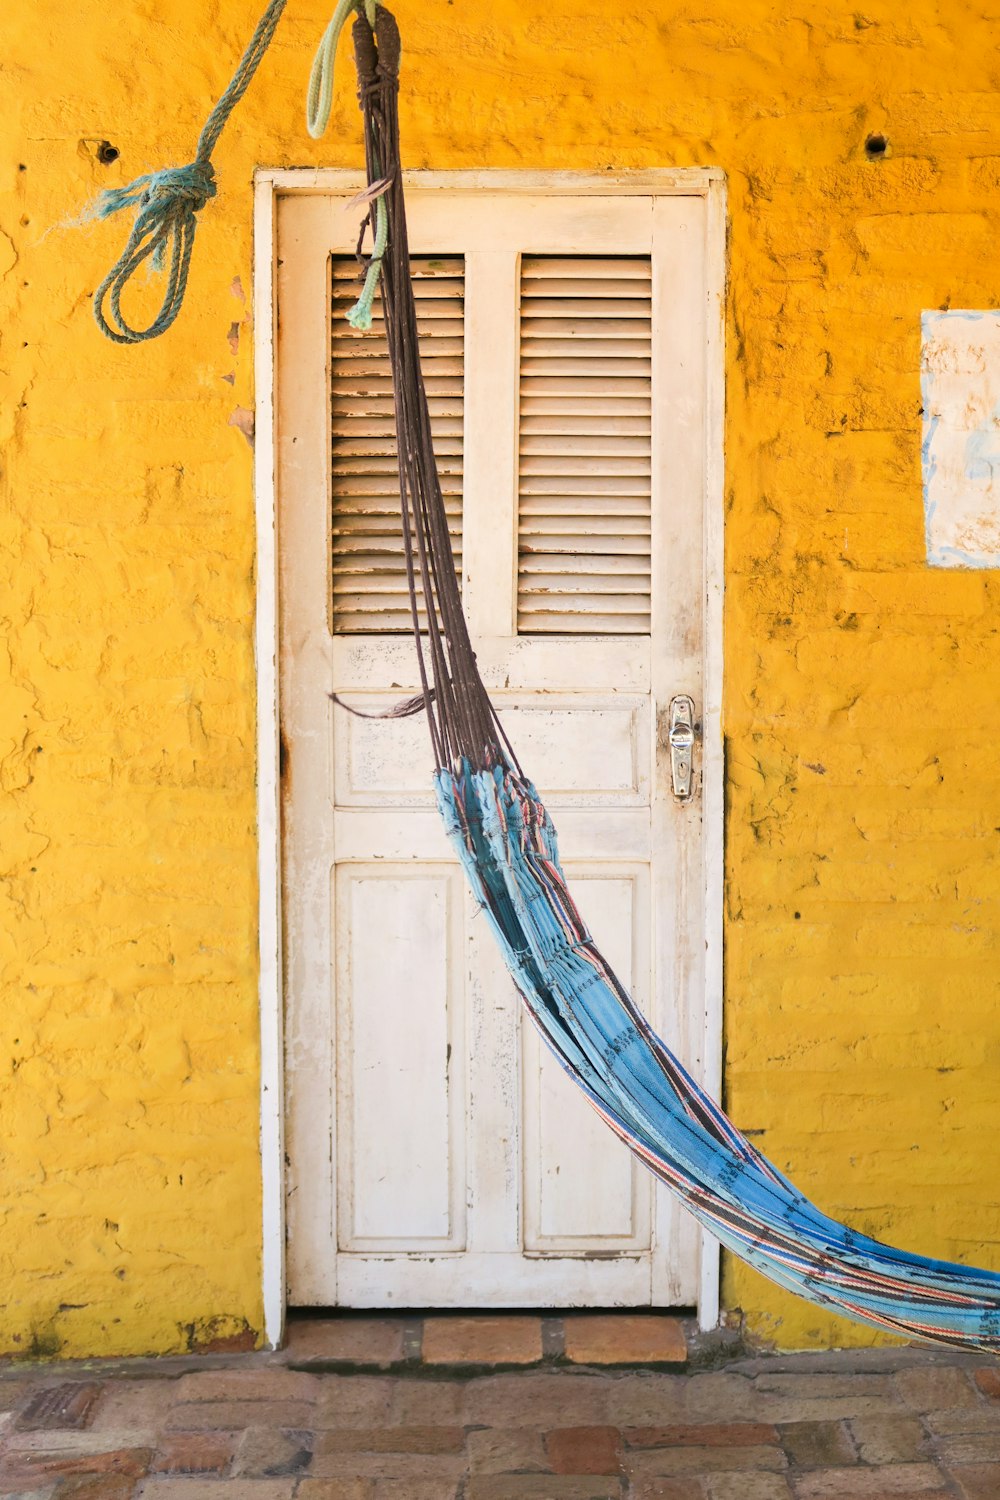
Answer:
[[284, 1309, 694, 1373]]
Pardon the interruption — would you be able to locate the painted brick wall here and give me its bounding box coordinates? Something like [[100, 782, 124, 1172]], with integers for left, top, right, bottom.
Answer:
[[1, 0, 998, 1355]]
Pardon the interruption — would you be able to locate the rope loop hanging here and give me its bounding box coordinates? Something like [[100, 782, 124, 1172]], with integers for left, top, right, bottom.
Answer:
[[89, 0, 289, 344], [307, 0, 385, 328], [91, 162, 218, 345], [87, 0, 382, 343], [306, 0, 378, 139]]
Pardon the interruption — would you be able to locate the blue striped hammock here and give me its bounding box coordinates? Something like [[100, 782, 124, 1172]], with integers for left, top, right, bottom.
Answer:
[[438, 764, 1000, 1351], [351, 5, 1000, 1353]]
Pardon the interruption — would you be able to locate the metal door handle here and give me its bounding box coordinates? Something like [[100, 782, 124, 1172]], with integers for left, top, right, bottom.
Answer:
[[661, 694, 696, 800]]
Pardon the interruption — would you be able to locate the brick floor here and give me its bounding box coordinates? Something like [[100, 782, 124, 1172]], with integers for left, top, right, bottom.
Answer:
[[973, 1368, 1000, 1400], [629, 1482, 701, 1500], [284, 1320, 408, 1370], [951, 1464, 1000, 1499], [546, 1425, 622, 1474], [847, 1416, 928, 1465], [0, 1326, 998, 1498], [421, 1316, 543, 1366], [150, 1431, 236, 1475], [623, 1422, 778, 1448], [708, 1480, 792, 1500], [777, 1421, 856, 1468], [281, 1312, 688, 1373], [563, 1316, 687, 1369], [17, 1383, 104, 1432]]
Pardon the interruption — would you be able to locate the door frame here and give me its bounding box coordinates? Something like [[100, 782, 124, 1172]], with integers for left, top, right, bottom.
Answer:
[[253, 168, 727, 1350]]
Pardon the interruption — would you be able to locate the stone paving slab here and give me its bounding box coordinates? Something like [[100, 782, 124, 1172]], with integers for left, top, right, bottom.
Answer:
[[0, 1328, 997, 1499]]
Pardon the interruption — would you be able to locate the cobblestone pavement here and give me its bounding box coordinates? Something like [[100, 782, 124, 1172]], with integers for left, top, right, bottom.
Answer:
[[1, 1316, 999, 1499]]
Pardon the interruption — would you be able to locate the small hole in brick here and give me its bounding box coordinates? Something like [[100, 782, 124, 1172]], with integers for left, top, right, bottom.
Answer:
[[865, 133, 888, 159], [97, 141, 120, 165]]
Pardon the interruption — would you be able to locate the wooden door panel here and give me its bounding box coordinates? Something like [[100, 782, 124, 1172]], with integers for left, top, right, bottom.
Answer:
[[334, 706, 433, 803], [526, 1050, 647, 1249], [496, 699, 648, 802], [335, 867, 466, 1252], [331, 636, 653, 693], [334, 693, 650, 805], [523, 871, 652, 1253]]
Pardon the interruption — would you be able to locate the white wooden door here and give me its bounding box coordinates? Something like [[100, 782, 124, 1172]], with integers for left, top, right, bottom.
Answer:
[[278, 178, 719, 1309]]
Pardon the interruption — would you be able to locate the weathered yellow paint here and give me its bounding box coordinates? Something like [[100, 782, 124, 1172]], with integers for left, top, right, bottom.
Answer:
[[2, 0, 999, 1355]]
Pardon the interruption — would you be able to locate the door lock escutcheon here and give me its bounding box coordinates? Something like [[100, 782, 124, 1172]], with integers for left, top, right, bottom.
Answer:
[[661, 694, 697, 800]]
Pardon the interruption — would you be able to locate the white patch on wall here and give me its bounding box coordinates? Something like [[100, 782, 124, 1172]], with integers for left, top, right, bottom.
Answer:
[[921, 310, 1000, 568]]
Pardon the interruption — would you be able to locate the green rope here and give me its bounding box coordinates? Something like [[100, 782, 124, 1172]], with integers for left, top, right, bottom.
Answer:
[[90, 0, 289, 343], [307, 0, 385, 330], [310, 0, 379, 131], [346, 187, 388, 331], [307, 0, 362, 139]]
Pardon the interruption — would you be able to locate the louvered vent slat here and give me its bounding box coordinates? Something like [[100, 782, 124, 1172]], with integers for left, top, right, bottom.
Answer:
[[517, 254, 652, 636], [331, 256, 464, 633]]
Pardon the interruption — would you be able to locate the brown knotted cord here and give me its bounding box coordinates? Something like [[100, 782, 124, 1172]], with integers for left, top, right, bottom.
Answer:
[[350, 7, 522, 778]]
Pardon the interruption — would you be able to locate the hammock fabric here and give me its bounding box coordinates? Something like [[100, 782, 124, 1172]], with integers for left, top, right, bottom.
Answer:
[[350, 5, 1000, 1353]]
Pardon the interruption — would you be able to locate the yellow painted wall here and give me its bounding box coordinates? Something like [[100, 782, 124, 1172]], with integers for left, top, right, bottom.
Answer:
[[2, 0, 999, 1355]]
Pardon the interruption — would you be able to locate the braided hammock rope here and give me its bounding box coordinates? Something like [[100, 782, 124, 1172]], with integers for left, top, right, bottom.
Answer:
[[351, 5, 1000, 1352]]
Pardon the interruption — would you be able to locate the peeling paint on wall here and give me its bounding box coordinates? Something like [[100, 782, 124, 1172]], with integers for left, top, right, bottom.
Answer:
[[921, 310, 1000, 568]]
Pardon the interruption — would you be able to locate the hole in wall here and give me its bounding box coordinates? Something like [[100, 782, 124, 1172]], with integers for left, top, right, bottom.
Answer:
[[864, 133, 889, 159], [97, 141, 120, 165]]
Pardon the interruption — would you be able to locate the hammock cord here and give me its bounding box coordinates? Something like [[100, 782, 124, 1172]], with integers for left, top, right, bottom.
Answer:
[[351, 6, 518, 772]]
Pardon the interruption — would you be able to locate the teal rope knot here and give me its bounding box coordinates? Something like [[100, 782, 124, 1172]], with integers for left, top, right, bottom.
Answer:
[[88, 0, 287, 344], [86, 0, 384, 343], [99, 162, 218, 224], [92, 161, 218, 344]]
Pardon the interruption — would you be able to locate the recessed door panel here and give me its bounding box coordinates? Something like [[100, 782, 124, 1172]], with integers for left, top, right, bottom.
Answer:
[[336, 869, 465, 1250]]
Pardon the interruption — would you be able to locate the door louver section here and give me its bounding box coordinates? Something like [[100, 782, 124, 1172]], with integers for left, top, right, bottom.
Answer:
[[331, 256, 464, 633], [517, 256, 652, 635]]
